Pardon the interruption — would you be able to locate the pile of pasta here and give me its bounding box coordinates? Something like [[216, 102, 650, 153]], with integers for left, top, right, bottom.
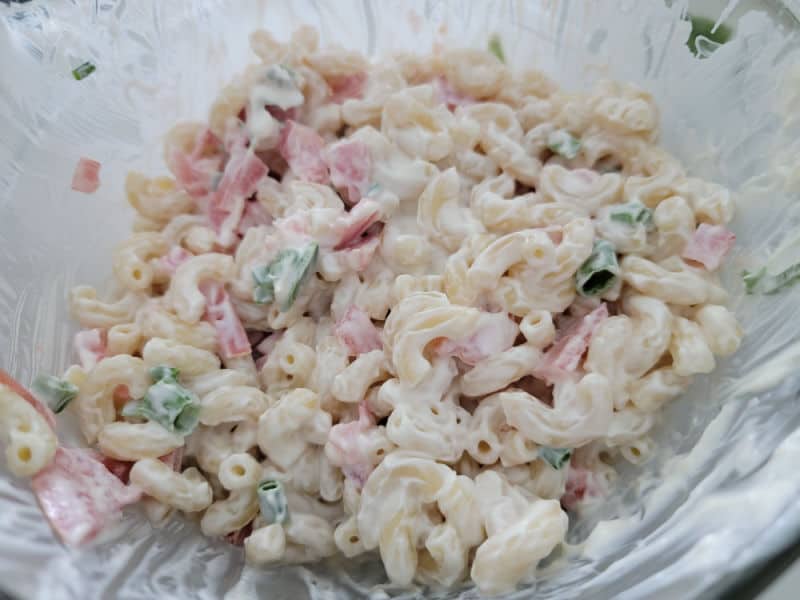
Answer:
[[0, 27, 743, 595]]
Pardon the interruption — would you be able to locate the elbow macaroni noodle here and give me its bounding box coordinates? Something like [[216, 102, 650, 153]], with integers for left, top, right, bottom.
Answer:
[[10, 29, 745, 595]]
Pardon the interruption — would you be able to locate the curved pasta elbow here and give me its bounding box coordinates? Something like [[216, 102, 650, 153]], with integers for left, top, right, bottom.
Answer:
[[693, 305, 743, 357], [669, 317, 716, 376], [471, 499, 567, 595], [0, 385, 57, 477], [130, 460, 212, 512], [245, 523, 287, 565]]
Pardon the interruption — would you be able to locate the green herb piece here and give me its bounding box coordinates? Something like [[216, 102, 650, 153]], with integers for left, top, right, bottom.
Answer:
[[279, 63, 296, 77], [488, 34, 505, 63], [547, 130, 582, 160], [266, 64, 297, 88], [252, 242, 319, 310], [72, 61, 96, 81], [687, 15, 733, 57], [257, 480, 289, 525], [742, 263, 800, 295], [149, 365, 180, 384], [539, 447, 572, 470], [576, 239, 620, 297], [366, 183, 381, 196], [742, 268, 766, 294], [32, 375, 78, 414], [122, 367, 199, 435], [609, 201, 654, 229]]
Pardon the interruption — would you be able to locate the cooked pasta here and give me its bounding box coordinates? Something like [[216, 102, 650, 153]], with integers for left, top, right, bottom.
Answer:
[[9, 28, 744, 596]]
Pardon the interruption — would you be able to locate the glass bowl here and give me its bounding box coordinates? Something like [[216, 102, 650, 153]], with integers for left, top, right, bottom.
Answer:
[[2, 0, 800, 598]]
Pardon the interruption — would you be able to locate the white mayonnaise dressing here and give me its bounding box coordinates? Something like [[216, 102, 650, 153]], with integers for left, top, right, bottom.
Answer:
[[578, 342, 800, 597], [246, 65, 305, 148], [350, 127, 438, 203]]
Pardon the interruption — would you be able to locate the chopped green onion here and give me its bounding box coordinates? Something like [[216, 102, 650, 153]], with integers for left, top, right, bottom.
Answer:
[[72, 61, 96, 81], [488, 34, 505, 63], [278, 63, 297, 78], [742, 268, 765, 294], [252, 242, 319, 310], [742, 263, 800, 295], [547, 130, 582, 160], [266, 64, 297, 88], [366, 183, 381, 196], [609, 201, 654, 229], [539, 447, 572, 470], [576, 239, 620, 297], [122, 367, 199, 435], [149, 365, 180, 384], [686, 15, 733, 57], [32, 375, 78, 414], [257, 480, 289, 525]]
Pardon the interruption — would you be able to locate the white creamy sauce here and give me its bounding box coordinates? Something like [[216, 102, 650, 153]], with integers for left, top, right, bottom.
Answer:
[[733, 342, 800, 396], [246, 66, 305, 147], [372, 156, 436, 204], [576, 341, 800, 597]]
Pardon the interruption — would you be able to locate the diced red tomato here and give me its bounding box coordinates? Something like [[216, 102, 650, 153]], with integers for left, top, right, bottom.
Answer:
[[328, 235, 381, 274], [328, 72, 367, 104], [205, 136, 268, 246], [543, 225, 563, 245], [266, 106, 299, 122], [334, 200, 382, 251], [335, 306, 382, 356], [170, 128, 222, 198], [682, 223, 736, 271], [236, 200, 273, 236], [278, 121, 329, 184], [534, 304, 608, 384], [171, 155, 219, 199], [0, 369, 57, 431], [32, 447, 142, 547], [224, 521, 253, 546], [434, 76, 474, 110], [71, 158, 101, 194], [74, 329, 106, 371], [100, 457, 134, 484], [327, 401, 377, 488], [157, 246, 193, 276], [561, 464, 606, 512], [159, 447, 184, 472], [326, 140, 372, 205], [200, 281, 251, 359], [214, 144, 268, 213], [433, 313, 518, 366]]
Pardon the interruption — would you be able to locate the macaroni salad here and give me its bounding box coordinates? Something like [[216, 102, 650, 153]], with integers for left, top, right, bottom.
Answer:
[[0, 27, 743, 595]]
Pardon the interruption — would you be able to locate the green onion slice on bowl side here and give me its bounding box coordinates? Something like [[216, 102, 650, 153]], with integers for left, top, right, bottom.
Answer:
[[743, 263, 800, 295], [488, 34, 505, 63], [72, 61, 96, 81]]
